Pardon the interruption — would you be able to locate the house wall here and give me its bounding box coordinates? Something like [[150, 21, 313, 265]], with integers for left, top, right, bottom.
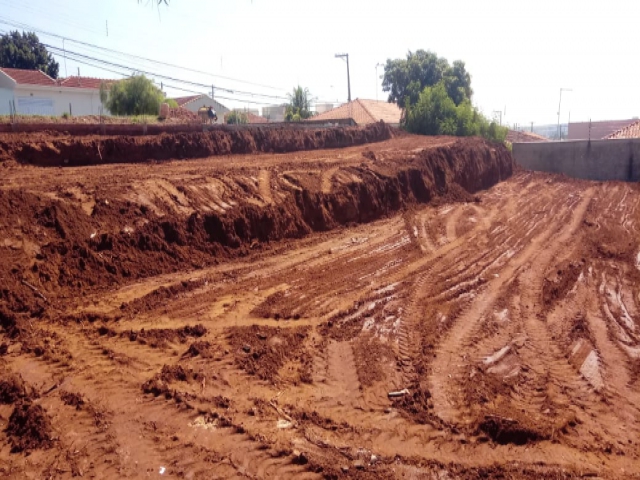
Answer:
[[0, 87, 13, 114], [182, 96, 229, 124], [512, 139, 640, 182], [13, 86, 105, 116]]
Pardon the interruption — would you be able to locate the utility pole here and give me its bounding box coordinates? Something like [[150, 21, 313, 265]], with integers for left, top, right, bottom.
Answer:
[[335, 53, 351, 102], [557, 88, 572, 140], [375, 62, 383, 101]]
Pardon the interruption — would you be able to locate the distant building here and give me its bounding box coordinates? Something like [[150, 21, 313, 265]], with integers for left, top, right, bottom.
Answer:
[[0, 67, 112, 116], [506, 130, 549, 143], [568, 119, 636, 140], [308, 99, 402, 126], [171, 94, 229, 124], [315, 103, 335, 114], [262, 105, 286, 122]]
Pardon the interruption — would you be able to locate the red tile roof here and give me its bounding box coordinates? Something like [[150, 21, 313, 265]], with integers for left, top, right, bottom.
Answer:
[[172, 94, 206, 107], [0, 68, 114, 89], [59, 76, 114, 89], [605, 120, 640, 140], [245, 112, 269, 124], [506, 130, 549, 143], [0, 67, 56, 86], [309, 99, 402, 125]]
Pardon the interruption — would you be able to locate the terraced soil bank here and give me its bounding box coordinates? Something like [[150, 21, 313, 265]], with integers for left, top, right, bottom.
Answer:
[[1, 124, 639, 479]]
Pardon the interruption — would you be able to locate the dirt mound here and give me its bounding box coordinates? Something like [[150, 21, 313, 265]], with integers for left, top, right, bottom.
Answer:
[[0, 372, 30, 404], [6, 402, 54, 452], [0, 137, 512, 318], [0, 123, 394, 166], [125, 324, 207, 348], [476, 415, 546, 445], [227, 325, 311, 383], [142, 364, 202, 398], [60, 390, 86, 410]]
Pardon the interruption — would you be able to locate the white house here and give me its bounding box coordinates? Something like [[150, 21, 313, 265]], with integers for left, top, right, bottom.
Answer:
[[0, 68, 110, 116], [171, 94, 229, 124]]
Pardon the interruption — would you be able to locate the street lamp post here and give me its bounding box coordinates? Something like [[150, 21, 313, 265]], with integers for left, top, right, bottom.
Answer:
[[557, 88, 572, 140], [375, 62, 384, 101], [335, 53, 351, 103]]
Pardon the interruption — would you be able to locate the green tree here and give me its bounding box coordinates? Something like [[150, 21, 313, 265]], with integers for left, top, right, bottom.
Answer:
[[225, 110, 248, 124], [0, 31, 59, 78], [382, 50, 472, 107], [99, 82, 109, 107], [106, 75, 165, 116], [285, 86, 314, 122], [403, 81, 507, 143]]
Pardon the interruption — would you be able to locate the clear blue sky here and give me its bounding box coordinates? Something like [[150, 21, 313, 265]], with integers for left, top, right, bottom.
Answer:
[[0, 0, 638, 126]]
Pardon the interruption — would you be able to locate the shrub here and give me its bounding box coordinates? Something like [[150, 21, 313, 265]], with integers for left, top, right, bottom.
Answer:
[[106, 75, 164, 116], [403, 81, 507, 143], [225, 110, 248, 125]]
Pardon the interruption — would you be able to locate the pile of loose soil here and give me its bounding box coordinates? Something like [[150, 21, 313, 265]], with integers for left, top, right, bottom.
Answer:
[[6, 402, 54, 452], [0, 137, 512, 320], [125, 324, 207, 348], [142, 364, 203, 398], [0, 372, 30, 404], [227, 325, 311, 383], [0, 123, 394, 166]]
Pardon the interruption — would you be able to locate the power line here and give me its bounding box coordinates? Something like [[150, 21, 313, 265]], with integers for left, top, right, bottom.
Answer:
[[43, 44, 292, 102], [0, 16, 289, 92]]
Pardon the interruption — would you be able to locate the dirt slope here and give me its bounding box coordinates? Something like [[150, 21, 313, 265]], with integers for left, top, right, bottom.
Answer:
[[1, 131, 640, 479], [0, 122, 392, 166]]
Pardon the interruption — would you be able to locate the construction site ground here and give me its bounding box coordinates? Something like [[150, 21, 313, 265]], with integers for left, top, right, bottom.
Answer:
[[1, 127, 639, 479]]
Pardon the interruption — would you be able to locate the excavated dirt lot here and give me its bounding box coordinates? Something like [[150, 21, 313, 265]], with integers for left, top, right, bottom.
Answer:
[[1, 126, 640, 479]]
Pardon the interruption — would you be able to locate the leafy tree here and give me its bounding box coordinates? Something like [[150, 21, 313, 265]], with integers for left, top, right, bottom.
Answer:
[[105, 75, 165, 116], [285, 86, 314, 122], [404, 81, 507, 143], [382, 50, 472, 107], [165, 98, 178, 108], [99, 82, 109, 107], [0, 31, 59, 78], [225, 110, 248, 124]]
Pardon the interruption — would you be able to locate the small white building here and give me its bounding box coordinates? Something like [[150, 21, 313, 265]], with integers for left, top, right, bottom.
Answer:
[[0, 68, 110, 116], [262, 105, 286, 122], [171, 94, 229, 124]]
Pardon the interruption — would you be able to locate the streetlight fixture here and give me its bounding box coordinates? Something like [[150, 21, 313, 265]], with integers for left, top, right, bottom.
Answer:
[[375, 62, 384, 101], [335, 53, 351, 102], [557, 88, 573, 140]]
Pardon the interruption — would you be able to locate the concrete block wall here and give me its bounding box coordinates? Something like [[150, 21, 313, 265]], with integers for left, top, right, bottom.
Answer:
[[512, 139, 640, 182]]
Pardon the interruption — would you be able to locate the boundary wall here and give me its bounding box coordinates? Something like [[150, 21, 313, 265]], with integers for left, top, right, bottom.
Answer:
[[512, 139, 640, 182]]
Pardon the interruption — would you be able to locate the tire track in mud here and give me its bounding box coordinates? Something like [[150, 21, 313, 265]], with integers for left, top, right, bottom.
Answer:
[[5, 324, 320, 480], [258, 169, 275, 205], [428, 188, 594, 426]]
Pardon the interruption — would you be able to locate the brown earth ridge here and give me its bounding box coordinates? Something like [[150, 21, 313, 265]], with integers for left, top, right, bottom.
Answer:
[[1, 126, 639, 479]]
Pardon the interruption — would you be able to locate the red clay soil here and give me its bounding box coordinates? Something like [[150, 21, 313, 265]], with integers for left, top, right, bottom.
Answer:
[[3, 129, 640, 478], [0, 122, 393, 166]]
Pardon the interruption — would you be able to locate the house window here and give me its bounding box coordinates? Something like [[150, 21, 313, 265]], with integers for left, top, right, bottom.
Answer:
[[17, 96, 54, 115]]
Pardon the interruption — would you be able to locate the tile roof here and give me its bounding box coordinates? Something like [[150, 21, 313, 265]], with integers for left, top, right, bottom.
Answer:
[[172, 94, 206, 107], [605, 120, 640, 140], [245, 112, 269, 124], [506, 130, 549, 143], [59, 76, 114, 89], [309, 99, 402, 125], [0, 67, 57, 86]]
